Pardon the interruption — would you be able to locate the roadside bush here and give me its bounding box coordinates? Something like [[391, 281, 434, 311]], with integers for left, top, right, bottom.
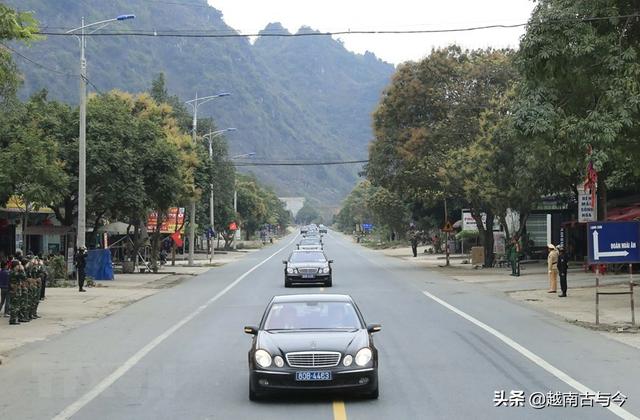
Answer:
[[48, 255, 66, 279]]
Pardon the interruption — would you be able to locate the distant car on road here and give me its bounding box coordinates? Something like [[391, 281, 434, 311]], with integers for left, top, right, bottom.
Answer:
[[319, 224, 328, 234], [297, 237, 323, 251], [283, 250, 332, 287], [244, 294, 381, 400]]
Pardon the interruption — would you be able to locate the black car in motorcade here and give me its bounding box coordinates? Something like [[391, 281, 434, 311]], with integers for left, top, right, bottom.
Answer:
[[245, 294, 381, 400], [283, 250, 332, 287]]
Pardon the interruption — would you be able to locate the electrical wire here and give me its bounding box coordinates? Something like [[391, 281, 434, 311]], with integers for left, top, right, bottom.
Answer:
[[233, 159, 369, 167], [1, 42, 103, 93], [33, 13, 640, 38]]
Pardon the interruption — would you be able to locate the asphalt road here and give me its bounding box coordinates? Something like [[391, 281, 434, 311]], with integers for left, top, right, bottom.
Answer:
[[1, 231, 639, 420]]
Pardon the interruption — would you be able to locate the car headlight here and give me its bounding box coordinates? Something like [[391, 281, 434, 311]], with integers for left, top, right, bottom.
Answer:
[[343, 355, 353, 367], [286, 267, 296, 274], [355, 348, 372, 367], [321, 267, 330, 274], [274, 355, 284, 368], [255, 349, 272, 368]]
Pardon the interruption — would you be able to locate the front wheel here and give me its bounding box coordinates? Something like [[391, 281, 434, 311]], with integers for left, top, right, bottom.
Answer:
[[284, 278, 293, 288], [325, 278, 332, 287]]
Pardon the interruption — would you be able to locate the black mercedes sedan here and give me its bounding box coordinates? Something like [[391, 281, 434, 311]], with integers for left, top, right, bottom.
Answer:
[[245, 294, 381, 401], [283, 250, 332, 287]]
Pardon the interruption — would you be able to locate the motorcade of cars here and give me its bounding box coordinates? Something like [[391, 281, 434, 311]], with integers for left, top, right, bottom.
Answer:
[[244, 294, 381, 400], [283, 250, 332, 287], [297, 237, 323, 251]]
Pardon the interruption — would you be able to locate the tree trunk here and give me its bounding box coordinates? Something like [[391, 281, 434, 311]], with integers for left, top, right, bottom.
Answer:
[[150, 211, 164, 273], [472, 209, 495, 268]]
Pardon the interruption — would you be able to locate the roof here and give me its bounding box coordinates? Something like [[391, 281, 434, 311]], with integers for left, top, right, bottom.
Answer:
[[272, 294, 353, 303]]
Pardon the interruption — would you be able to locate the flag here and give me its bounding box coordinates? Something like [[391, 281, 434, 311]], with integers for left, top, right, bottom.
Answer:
[[583, 146, 598, 208], [170, 231, 183, 248]]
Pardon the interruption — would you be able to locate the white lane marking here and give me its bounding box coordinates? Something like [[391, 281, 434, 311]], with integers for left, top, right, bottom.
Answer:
[[422, 290, 639, 420], [53, 235, 298, 420]]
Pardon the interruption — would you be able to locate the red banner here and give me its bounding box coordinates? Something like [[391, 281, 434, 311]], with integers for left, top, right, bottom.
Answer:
[[147, 207, 185, 234]]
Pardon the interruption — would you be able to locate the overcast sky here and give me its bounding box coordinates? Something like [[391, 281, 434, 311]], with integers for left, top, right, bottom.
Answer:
[[208, 0, 537, 64]]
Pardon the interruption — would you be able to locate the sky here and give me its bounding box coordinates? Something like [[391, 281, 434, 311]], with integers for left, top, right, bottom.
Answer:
[[208, 0, 537, 64]]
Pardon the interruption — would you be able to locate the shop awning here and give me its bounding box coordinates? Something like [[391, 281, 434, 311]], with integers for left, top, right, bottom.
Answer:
[[607, 204, 640, 221]]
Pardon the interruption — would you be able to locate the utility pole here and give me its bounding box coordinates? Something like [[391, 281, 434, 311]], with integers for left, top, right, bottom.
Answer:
[[66, 14, 135, 250]]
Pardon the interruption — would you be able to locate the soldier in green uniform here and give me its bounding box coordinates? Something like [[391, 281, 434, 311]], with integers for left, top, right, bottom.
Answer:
[[8, 261, 26, 325], [25, 258, 42, 320]]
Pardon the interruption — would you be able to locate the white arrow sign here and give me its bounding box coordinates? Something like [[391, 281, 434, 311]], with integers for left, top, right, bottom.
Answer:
[[593, 230, 630, 260]]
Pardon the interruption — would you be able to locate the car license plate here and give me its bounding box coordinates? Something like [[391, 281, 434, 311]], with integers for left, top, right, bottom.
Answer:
[[296, 371, 332, 381], [302, 274, 315, 279]]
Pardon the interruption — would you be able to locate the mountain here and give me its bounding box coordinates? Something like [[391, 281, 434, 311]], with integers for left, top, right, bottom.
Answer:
[[5, 0, 394, 207]]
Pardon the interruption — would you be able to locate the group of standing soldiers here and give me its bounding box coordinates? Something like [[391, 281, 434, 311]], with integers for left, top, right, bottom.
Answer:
[[0, 250, 47, 325]]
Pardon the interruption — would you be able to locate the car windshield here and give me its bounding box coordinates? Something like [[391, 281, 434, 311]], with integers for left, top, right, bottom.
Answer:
[[264, 301, 361, 330], [290, 252, 326, 263]]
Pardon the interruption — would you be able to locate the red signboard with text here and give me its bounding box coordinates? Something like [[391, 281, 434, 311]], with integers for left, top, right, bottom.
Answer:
[[147, 207, 185, 233]]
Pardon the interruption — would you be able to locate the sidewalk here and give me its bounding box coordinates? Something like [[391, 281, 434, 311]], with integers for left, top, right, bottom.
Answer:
[[376, 244, 640, 350], [0, 249, 257, 363]]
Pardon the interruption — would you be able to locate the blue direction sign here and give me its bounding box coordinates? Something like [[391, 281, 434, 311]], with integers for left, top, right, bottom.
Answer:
[[587, 221, 640, 264]]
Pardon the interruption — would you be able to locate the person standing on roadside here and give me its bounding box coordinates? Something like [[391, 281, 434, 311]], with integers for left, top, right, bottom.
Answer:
[[557, 246, 569, 297], [75, 247, 87, 292], [409, 230, 419, 257], [0, 261, 9, 316], [547, 244, 559, 293]]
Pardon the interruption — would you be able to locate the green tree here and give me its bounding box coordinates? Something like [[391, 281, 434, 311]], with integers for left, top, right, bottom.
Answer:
[[0, 4, 40, 103], [515, 0, 640, 219], [296, 200, 321, 225], [0, 92, 69, 248]]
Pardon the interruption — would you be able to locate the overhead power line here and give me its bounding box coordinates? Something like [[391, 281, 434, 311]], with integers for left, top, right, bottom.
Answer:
[[233, 159, 368, 167], [33, 13, 640, 39], [1, 42, 103, 93]]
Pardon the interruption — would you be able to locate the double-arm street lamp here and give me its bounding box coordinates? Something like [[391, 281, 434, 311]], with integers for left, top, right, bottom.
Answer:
[[202, 128, 236, 260], [185, 93, 231, 265], [67, 14, 135, 250]]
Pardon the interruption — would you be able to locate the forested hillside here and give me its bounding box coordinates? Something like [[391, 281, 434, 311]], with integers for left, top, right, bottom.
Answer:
[[6, 0, 393, 205]]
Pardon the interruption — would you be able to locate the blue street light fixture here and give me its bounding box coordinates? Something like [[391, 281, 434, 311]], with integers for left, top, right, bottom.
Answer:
[[117, 14, 136, 21]]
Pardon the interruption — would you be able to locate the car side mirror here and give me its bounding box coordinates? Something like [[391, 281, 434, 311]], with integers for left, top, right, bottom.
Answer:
[[367, 324, 382, 333], [282, 260, 287, 264], [328, 260, 334, 264], [244, 326, 258, 335]]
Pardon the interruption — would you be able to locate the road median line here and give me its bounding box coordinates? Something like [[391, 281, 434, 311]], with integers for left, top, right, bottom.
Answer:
[[333, 400, 347, 420]]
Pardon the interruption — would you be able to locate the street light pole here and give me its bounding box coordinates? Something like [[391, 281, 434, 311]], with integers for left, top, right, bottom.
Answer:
[[184, 93, 231, 265], [203, 128, 236, 261], [67, 14, 135, 250]]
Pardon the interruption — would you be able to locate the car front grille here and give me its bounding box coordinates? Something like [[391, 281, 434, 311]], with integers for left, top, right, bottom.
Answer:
[[298, 268, 318, 275], [286, 351, 341, 368]]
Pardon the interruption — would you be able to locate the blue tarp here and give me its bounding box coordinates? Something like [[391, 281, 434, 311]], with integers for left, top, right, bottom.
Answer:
[[86, 249, 114, 280]]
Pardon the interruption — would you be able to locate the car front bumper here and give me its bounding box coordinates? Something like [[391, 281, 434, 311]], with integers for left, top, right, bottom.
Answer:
[[285, 274, 330, 283], [250, 367, 377, 393]]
